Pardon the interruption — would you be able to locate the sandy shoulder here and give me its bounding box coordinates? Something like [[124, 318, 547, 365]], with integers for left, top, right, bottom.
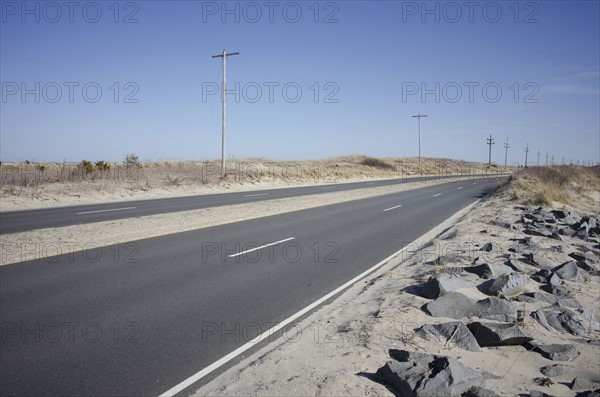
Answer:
[[190, 191, 600, 397]]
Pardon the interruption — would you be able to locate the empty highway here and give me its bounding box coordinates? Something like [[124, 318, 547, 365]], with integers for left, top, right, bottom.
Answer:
[[0, 173, 500, 234], [0, 177, 501, 396]]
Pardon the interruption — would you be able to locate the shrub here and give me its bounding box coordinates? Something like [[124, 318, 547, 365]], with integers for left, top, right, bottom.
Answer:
[[95, 160, 111, 172], [79, 160, 94, 175], [359, 157, 395, 170], [124, 153, 142, 168]]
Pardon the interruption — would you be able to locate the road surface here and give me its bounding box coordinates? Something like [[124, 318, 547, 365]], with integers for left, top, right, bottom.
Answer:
[[0, 177, 501, 396]]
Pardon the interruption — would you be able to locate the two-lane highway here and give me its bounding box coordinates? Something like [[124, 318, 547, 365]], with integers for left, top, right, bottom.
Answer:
[[0, 173, 501, 234], [0, 177, 502, 396]]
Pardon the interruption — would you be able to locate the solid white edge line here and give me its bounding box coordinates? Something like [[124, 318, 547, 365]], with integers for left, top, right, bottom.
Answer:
[[159, 240, 410, 397], [243, 193, 270, 197], [320, 186, 335, 190], [76, 207, 136, 215], [228, 237, 295, 258], [158, 197, 485, 397], [383, 204, 403, 212], [433, 193, 442, 197]]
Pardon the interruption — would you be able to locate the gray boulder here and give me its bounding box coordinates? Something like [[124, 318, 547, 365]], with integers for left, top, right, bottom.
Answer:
[[491, 217, 516, 230], [414, 322, 480, 352], [559, 226, 578, 237], [481, 242, 498, 252], [532, 308, 589, 336], [524, 253, 555, 269], [553, 261, 582, 281], [525, 225, 553, 238], [541, 284, 571, 296], [531, 269, 562, 285], [419, 274, 474, 299], [465, 263, 513, 279], [540, 364, 569, 377], [375, 349, 484, 397], [505, 259, 524, 272], [466, 322, 533, 346], [487, 273, 529, 296], [424, 292, 516, 322], [569, 251, 599, 264], [527, 341, 579, 361], [517, 292, 582, 309], [564, 211, 582, 225]]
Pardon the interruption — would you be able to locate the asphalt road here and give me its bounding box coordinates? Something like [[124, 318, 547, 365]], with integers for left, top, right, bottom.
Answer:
[[0, 173, 499, 234], [0, 177, 501, 396]]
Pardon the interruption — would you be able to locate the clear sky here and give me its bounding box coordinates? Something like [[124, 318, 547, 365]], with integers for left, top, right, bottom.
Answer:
[[1, 0, 599, 165]]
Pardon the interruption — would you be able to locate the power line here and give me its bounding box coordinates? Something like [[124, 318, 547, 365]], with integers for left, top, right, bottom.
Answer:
[[412, 114, 427, 177], [487, 134, 495, 165], [212, 49, 240, 177]]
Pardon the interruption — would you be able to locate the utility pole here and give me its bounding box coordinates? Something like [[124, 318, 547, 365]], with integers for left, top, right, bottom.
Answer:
[[536, 149, 541, 166], [503, 137, 510, 167], [412, 114, 427, 177], [487, 134, 495, 165], [212, 49, 240, 177], [551, 154, 554, 165], [524, 144, 530, 167], [545, 152, 549, 166]]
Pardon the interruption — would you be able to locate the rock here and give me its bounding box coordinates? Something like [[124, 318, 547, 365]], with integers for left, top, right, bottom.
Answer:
[[559, 226, 578, 237], [424, 292, 475, 319], [571, 377, 597, 391], [505, 259, 524, 272], [533, 308, 589, 336], [570, 251, 599, 264], [578, 308, 600, 331], [424, 292, 516, 322], [586, 216, 598, 229], [541, 284, 570, 296], [466, 322, 532, 346], [525, 225, 553, 238], [531, 269, 562, 285], [517, 292, 582, 309], [419, 274, 475, 299], [553, 261, 582, 281], [540, 364, 569, 377], [472, 256, 486, 266], [491, 217, 516, 230], [465, 263, 513, 279], [523, 253, 555, 269], [463, 387, 500, 397], [527, 342, 579, 361], [487, 273, 529, 296], [577, 224, 589, 240], [474, 297, 517, 322], [552, 210, 568, 219], [481, 242, 498, 252], [564, 211, 583, 225], [375, 349, 485, 397], [414, 322, 480, 352], [576, 260, 598, 272]]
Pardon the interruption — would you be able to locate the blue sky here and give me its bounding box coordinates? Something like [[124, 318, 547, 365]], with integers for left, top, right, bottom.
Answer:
[[1, 0, 599, 165]]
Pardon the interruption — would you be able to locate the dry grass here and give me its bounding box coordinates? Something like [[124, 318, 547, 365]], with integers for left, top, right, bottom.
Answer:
[[0, 155, 511, 204], [498, 165, 600, 207]]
